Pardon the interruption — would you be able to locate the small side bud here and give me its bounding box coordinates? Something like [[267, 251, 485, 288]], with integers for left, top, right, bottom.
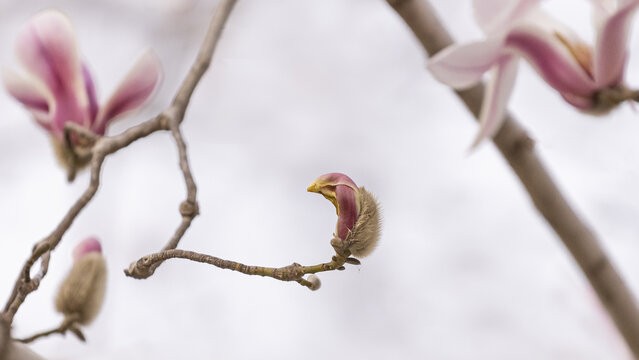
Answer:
[[55, 237, 107, 325], [307, 274, 321, 291], [345, 257, 361, 265], [345, 187, 381, 258]]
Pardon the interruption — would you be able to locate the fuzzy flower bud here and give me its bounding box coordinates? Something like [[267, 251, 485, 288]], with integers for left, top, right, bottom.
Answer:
[[307, 173, 381, 258], [55, 237, 107, 325], [306, 274, 322, 291]]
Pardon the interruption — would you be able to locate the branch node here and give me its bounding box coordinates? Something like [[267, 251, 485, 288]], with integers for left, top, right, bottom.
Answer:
[[179, 200, 199, 218], [32, 241, 51, 256], [124, 256, 155, 279]]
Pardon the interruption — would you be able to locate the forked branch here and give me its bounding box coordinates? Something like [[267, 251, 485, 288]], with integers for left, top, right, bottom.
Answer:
[[1, 0, 238, 327]]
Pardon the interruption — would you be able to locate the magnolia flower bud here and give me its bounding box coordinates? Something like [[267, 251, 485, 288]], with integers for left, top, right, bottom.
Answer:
[[55, 237, 107, 325], [307, 274, 321, 291], [308, 173, 381, 258]]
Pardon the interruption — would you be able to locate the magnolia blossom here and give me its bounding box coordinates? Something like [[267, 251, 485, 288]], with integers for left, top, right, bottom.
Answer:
[[428, 0, 639, 146], [307, 173, 381, 258], [3, 10, 162, 167]]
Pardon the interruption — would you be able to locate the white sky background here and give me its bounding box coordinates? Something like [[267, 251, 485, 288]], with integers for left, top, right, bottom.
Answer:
[[0, 0, 638, 359]]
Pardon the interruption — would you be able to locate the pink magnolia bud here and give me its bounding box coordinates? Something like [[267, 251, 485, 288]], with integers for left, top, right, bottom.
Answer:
[[308, 173, 381, 258], [55, 237, 107, 325]]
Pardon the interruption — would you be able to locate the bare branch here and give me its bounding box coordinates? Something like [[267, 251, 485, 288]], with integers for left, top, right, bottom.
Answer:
[[4, 121, 160, 324], [160, 115, 199, 252], [125, 249, 351, 290], [386, 0, 639, 357], [172, 0, 238, 120], [158, 0, 238, 251], [15, 315, 84, 344], [147, 0, 238, 268]]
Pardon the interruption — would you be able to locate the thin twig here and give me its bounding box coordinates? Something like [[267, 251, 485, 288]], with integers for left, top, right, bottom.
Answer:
[[172, 0, 237, 121], [125, 249, 350, 290], [386, 0, 639, 357], [15, 315, 84, 344], [161, 115, 199, 252], [2, 116, 167, 323], [147, 0, 238, 269]]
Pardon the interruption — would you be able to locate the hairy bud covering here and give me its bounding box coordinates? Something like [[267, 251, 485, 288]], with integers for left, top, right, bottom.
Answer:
[[55, 239, 107, 325], [344, 187, 381, 258]]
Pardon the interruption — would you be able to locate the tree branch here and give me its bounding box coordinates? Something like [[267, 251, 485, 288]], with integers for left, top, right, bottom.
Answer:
[[0, 0, 238, 325], [386, 0, 639, 358], [15, 315, 85, 344], [172, 0, 237, 121], [125, 248, 351, 290]]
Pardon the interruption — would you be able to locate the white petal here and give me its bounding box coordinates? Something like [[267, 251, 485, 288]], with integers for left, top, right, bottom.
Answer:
[[2, 67, 54, 129], [471, 55, 519, 148], [427, 39, 504, 89], [93, 49, 162, 134]]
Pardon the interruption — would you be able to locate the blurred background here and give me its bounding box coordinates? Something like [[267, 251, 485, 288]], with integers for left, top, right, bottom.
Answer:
[[0, 0, 638, 359]]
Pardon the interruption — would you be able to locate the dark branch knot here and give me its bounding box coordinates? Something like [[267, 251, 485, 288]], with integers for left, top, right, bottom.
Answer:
[[124, 256, 155, 279], [179, 200, 199, 218]]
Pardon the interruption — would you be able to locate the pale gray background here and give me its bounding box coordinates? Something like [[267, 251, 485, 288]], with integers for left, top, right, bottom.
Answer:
[[0, 0, 638, 359]]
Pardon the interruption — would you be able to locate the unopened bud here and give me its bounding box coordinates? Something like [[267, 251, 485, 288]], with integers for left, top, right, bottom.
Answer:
[[307, 274, 321, 291], [345, 187, 381, 258], [55, 237, 107, 325]]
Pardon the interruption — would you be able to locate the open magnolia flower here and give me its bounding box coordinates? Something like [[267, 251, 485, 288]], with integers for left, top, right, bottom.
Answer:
[[3, 10, 162, 174], [307, 173, 381, 258], [428, 0, 639, 147]]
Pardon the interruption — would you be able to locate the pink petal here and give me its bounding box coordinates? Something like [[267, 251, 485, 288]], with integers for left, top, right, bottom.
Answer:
[[72, 237, 102, 262], [82, 63, 99, 123], [50, 94, 91, 138], [335, 184, 358, 240], [471, 55, 518, 148], [15, 10, 86, 103], [593, 0, 639, 87], [93, 50, 162, 134], [427, 39, 504, 89], [560, 92, 594, 109], [590, 0, 616, 31], [312, 173, 359, 190], [505, 24, 598, 95], [473, 0, 541, 35], [2, 68, 53, 130]]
